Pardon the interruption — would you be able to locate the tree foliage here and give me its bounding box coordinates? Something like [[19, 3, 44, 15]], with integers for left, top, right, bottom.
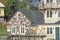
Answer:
[[0, 0, 8, 5], [19, 0, 30, 9], [5, 0, 19, 17]]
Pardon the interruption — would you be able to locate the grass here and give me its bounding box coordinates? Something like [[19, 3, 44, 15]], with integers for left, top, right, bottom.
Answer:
[[0, 22, 7, 35]]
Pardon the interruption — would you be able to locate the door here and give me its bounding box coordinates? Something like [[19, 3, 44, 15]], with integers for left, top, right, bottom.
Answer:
[[55, 27, 60, 40]]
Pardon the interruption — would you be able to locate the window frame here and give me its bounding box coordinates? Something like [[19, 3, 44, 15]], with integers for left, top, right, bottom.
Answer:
[[20, 26, 25, 34], [46, 0, 53, 3], [47, 27, 53, 34], [21, 27, 24, 33], [47, 10, 52, 18], [56, 0, 60, 3], [11, 26, 16, 35], [47, 27, 49, 34], [58, 10, 60, 17]]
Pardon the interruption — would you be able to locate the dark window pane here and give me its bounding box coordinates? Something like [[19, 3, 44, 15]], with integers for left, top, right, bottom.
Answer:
[[47, 11, 49, 17], [12, 27, 15, 33], [47, 27, 49, 34], [18, 14, 20, 16], [46, 0, 49, 3], [58, 10, 60, 17], [50, 11, 52, 17], [21, 27, 24, 33], [50, 27, 52, 34]]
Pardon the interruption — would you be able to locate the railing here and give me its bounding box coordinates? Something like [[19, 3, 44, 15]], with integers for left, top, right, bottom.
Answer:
[[8, 35, 41, 40], [39, 3, 60, 9]]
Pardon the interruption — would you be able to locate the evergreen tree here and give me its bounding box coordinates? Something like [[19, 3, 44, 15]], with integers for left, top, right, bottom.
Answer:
[[5, 0, 19, 17]]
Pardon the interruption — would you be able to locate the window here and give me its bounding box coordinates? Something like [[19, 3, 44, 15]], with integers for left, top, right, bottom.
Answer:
[[50, 27, 52, 34], [47, 10, 52, 17], [50, 11, 52, 17], [58, 10, 60, 17], [18, 14, 20, 16], [46, 0, 53, 3], [47, 27, 49, 34], [21, 27, 24, 33], [12, 27, 15, 33], [56, 0, 60, 3], [47, 11, 49, 17], [47, 27, 52, 34]]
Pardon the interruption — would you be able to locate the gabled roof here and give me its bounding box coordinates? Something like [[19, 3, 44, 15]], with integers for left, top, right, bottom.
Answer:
[[18, 9, 44, 26], [0, 2, 5, 7], [7, 9, 44, 26]]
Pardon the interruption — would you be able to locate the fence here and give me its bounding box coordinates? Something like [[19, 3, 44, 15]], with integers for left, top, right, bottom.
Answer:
[[8, 35, 42, 40], [0, 35, 46, 40]]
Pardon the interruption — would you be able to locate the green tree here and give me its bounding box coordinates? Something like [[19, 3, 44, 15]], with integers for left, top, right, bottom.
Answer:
[[19, 0, 30, 9], [0, 0, 8, 5], [5, 0, 19, 17]]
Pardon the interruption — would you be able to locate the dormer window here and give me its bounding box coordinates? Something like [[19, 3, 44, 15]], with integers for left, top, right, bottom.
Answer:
[[47, 10, 52, 18]]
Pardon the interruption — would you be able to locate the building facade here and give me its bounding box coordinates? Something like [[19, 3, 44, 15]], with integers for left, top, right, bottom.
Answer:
[[38, 0, 60, 40], [0, 2, 5, 22], [7, 9, 44, 40], [7, 8, 60, 40], [7, 0, 60, 39]]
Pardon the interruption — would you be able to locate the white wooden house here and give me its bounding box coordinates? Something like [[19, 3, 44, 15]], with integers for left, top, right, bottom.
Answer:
[[38, 0, 60, 40]]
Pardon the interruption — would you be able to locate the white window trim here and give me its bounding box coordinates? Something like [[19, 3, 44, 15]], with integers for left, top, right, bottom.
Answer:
[[20, 26, 25, 35], [47, 27, 53, 35], [47, 10, 52, 18], [11, 26, 16, 35]]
